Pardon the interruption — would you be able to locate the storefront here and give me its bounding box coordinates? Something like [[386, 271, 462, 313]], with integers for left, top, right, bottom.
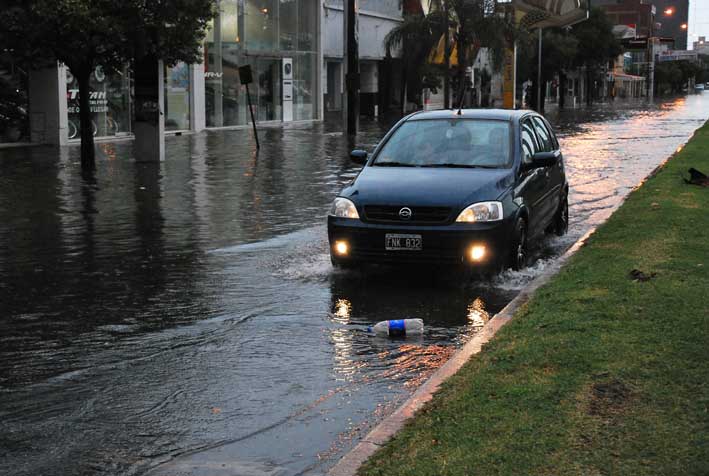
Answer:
[[18, 0, 322, 146], [65, 66, 133, 140], [204, 0, 320, 127]]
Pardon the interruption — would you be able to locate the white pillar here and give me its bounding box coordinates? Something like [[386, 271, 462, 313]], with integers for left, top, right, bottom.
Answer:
[[190, 63, 206, 132], [318, 0, 325, 121], [29, 63, 68, 145]]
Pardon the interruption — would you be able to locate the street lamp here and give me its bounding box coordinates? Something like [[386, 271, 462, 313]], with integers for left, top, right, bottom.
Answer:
[[681, 23, 688, 30], [664, 7, 674, 15]]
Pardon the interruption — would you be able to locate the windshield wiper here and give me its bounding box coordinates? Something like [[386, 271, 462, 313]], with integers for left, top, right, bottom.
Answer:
[[373, 161, 417, 167], [420, 163, 481, 168]]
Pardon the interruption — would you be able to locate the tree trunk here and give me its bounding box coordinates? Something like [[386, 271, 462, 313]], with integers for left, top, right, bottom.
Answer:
[[585, 66, 592, 106], [400, 59, 407, 116], [559, 71, 566, 109], [455, 32, 466, 109], [76, 69, 95, 168]]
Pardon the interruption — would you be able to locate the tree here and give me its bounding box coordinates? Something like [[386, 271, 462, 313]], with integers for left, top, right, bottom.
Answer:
[[655, 60, 703, 94], [0, 0, 216, 168], [570, 7, 621, 105], [449, 0, 516, 106], [384, 9, 446, 113], [519, 28, 578, 111]]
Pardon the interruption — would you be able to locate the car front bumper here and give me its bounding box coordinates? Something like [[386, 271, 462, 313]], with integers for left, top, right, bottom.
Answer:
[[327, 217, 515, 268]]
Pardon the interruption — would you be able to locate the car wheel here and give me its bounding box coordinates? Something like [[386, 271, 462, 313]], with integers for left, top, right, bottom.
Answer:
[[553, 197, 569, 236], [509, 218, 528, 271]]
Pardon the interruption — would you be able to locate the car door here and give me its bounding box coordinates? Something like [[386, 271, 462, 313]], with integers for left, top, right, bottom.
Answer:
[[531, 116, 561, 228], [517, 116, 547, 237], [539, 116, 566, 206]]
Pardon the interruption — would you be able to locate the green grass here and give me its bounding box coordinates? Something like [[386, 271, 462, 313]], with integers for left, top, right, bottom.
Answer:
[[359, 123, 709, 476]]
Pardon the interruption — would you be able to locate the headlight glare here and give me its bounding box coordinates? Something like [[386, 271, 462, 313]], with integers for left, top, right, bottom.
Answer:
[[329, 197, 360, 219], [456, 201, 503, 223]]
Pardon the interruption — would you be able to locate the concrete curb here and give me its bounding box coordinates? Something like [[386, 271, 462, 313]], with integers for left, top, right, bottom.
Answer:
[[327, 227, 595, 476]]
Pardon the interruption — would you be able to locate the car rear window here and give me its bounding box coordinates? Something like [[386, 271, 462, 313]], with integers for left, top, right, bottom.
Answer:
[[373, 119, 511, 168]]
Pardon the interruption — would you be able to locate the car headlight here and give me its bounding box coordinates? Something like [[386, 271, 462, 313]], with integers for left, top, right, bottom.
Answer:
[[329, 197, 360, 219], [456, 201, 503, 223]]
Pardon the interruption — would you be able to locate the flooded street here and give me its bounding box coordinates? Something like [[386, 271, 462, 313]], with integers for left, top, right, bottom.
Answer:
[[1, 94, 707, 476]]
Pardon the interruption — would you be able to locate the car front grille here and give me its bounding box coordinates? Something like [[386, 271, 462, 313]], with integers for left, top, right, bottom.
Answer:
[[363, 205, 452, 225]]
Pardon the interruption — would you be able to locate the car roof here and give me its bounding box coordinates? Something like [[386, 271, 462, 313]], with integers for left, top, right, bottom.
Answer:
[[405, 108, 535, 122]]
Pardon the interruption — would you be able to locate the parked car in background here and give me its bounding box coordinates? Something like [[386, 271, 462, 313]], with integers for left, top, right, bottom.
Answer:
[[328, 109, 569, 275]]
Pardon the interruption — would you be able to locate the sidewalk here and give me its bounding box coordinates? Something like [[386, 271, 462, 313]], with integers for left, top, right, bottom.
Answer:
[[357, 122, 709, 475]]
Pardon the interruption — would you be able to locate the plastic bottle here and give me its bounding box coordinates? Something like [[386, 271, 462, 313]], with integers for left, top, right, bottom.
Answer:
[[368, 318, 424, 337]]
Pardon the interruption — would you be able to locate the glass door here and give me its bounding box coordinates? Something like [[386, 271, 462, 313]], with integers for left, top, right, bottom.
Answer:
[[255, 58, 281, 122]]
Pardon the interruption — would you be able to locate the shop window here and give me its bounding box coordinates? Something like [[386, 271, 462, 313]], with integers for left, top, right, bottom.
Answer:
[[245, 0, 279, 52], [66, 65, 132, 139], [165, 62, 191, 131], [294, 53, 317, 121]]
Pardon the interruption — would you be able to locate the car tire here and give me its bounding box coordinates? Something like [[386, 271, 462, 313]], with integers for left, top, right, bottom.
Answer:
[[509, 218, 528, 271], [552, 196, 569, 236]]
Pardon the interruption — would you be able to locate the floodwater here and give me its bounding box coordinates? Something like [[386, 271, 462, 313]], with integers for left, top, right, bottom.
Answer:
[[1, 94, 707, 476]]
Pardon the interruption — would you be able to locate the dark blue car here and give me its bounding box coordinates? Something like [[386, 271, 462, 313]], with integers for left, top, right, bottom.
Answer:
[[328, 109, 568, 273]]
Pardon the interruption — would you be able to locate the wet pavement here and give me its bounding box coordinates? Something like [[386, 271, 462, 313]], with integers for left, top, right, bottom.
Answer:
[[1, 94, 707, 476]]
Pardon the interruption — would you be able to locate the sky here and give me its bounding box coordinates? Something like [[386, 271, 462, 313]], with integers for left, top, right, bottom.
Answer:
[[688, 0, 709, 48]]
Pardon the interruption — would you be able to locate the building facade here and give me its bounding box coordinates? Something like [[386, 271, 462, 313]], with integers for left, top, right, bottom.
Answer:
[[652, 0, 689, 50], [596, 0, 658, 38], [4, 0, 406, 146], [322, 0, 403, 116], [692, 36, 709, 55]]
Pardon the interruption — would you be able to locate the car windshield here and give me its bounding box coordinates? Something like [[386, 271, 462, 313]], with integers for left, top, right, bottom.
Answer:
[[373, 119, 511, 168]]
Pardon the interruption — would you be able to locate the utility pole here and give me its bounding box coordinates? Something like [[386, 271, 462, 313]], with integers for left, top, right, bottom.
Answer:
[[443, 0, 450, 109], [343, 0, 359, 136], [648, 37, 655, 102], [537, 28, 543, 112]]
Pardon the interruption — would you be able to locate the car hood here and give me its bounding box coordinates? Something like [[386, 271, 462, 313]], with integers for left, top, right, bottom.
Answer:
[[342, 166, 515, 208]]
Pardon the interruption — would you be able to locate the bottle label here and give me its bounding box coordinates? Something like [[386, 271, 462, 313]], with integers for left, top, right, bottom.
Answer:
[[388, 319, 406, 337]]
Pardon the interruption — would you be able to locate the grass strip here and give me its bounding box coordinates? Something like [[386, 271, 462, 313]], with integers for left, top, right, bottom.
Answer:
[[359, 122, 709, 476]]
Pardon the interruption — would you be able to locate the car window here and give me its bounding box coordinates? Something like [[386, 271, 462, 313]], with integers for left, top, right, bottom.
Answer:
[[532, 117, 553, 152], [373, 119, 512, 168], [520, 118, 539, 164], [543, 117, 560, 150]]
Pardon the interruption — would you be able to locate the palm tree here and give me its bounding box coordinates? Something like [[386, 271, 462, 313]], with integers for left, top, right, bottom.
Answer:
[[449, 0, 516, 107], [384, 6, 446, 114]]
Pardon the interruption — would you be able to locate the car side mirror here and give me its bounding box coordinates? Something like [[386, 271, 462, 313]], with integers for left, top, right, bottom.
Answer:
[[530, 151, 558, 168], [350, 149, 368, 165]]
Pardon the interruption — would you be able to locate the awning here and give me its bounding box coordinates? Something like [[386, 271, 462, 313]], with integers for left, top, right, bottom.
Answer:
[[513, 0, 589, 29]]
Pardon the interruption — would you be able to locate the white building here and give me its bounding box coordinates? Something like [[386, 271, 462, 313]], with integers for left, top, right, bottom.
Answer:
[[7, 0, 405, 146]]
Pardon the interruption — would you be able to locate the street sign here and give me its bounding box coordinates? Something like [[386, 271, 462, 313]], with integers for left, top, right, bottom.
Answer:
[[239, 64, 259, 149], [238, 65, 253, 85]]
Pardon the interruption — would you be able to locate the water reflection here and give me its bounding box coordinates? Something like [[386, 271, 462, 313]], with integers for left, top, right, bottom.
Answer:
[[466, 297, 490, 331], [1, 95, 707, 476]]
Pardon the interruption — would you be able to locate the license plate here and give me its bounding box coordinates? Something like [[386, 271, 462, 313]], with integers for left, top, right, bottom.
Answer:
[[385, 233, 422, 251]]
